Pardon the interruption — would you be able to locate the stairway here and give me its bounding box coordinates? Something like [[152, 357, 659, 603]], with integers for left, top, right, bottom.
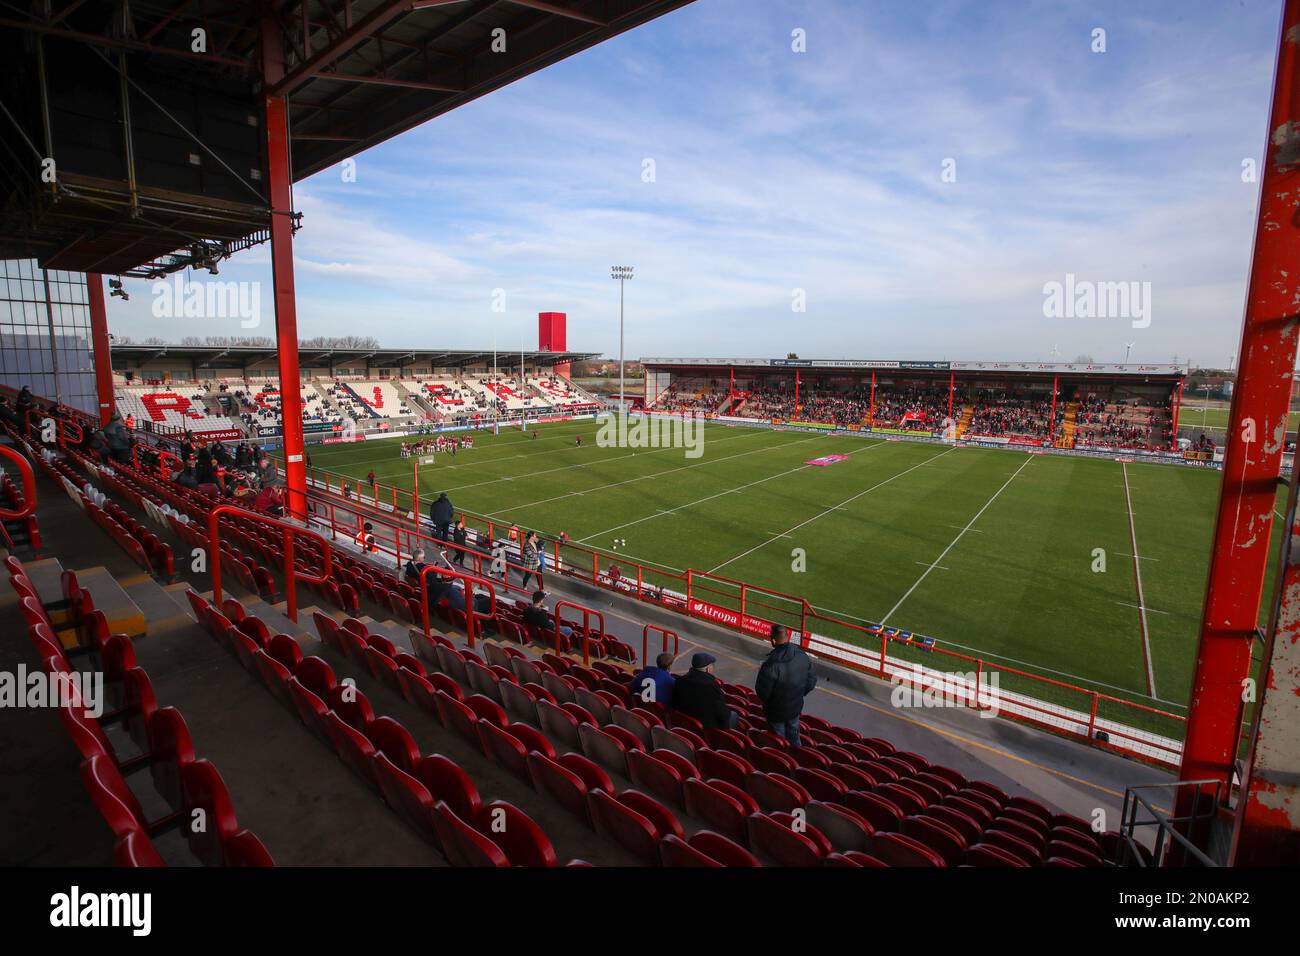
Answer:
[[1055, 402, 1080, 449], [956, 404, 974, 438]]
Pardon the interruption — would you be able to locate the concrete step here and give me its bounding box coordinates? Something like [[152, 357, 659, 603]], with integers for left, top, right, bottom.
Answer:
[[118, 575, 444, 866]]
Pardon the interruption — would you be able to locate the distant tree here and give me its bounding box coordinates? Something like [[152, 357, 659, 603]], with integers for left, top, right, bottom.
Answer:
[[1073, 354, 1096, 364], [787, 352, 800, 360]]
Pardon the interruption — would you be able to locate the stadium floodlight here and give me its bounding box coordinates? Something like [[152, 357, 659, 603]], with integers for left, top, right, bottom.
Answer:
[[611, 266, 634, 413]]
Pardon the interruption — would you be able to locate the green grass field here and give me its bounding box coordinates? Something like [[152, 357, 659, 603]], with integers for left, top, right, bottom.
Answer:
[[297, 418, 1283, 739]]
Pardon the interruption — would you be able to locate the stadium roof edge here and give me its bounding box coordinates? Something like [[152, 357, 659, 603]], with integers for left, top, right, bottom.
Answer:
[[111, 344, 599, 368], [640, 357, 1186, 377]]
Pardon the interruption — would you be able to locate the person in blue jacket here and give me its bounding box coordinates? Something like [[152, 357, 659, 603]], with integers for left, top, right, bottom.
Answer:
[[629, 653, 676, 706]]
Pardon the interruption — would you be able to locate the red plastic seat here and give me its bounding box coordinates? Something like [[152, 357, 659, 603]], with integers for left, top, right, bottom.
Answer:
[[746, 812, 829, 867], [577, 723, 629, 777], [147, 707, 195, 809], [683, 777, 753, 845], [373, 752, 439, 845], [689, 830, 761, 867], [180, 759, 241, 866], [966, 843, 1030, 867], [431, 801, 508, 867], [465, 693, 507, 729], [659, 833, 723, 867], [587, 789, 662, 863], [792, 766, 848, 802], [749, 746, 797, 774], [474, 801, 558, 867], [324, 711, 379, 785], [843, 791, 905, 831], [367, 715, 421, 773], [537, 699, 582, 750], [415, 754, 481, 821], [901, 814, 968, 865], [806, 800, 875, 852], [527, 751, 591, 823], [120, 668, 158, 753], [435, 690, 485, 751], [479, 719, 531, 783], [557, 752, 614, 794], [114, 828, 166, 867], [222, 829, 275, 867], [744, 771, 811, 813], [503, 721, 556, 761], [869, 831, 947, 867], [627, 749, 690, 806], [696, 748, 752, 789]]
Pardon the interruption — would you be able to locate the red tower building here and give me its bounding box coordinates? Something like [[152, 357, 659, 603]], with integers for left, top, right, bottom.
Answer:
[[538, 312, 569, 379]]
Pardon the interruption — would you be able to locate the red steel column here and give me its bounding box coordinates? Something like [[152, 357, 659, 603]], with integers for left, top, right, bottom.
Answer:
[[947, 371, 954, 419], [86, 273, 114, 426], [1233, 472, 1300, 863], [261, 14, 307, 520], [729, 366, 734, 402], [870, 369, 876, 424], [1174, 0, 1300, 853], [794, 368, 800, 409], [1170, 376, 1184, 450]]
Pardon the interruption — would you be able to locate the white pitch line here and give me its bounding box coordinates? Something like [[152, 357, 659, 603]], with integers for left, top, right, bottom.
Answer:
[[1122, 462, 1158, 698], [579, 438, 888, 544], [492, 433, 831, 519], [879, 454, 1034, 627], [437, 427, 765, 494], [1115, 600, 1170, 616], [707, 446, 958, 574], [916, 561, 950, 571]]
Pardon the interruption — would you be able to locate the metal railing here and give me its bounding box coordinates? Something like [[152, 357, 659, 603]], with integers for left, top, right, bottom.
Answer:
[[418, 564, 498, 647], [1116, 780, 1224, 867], [0, 445, 37, 521], [207, 504, 332, 623], [642, 624, 679, 667], [555, 600, 605, 666]]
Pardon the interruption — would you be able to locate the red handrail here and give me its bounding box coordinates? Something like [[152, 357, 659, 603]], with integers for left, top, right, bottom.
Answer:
[[555, 600, 604, 666], [641, 624, 679, 667], [208, 504, 332, 623], [418, 563, 498, 647], [0, 445, 37, 521]]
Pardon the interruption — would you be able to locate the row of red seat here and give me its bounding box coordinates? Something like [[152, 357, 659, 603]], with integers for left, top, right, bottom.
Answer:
[[187, 589, 582, 866], [6, 556, 272, 866], [398, 626, 1121, 866], [0, 468, 41, 555]]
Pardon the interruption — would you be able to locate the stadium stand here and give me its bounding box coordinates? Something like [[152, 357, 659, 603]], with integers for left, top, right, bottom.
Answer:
[[0, 396, 1139, 869], [115, 386, 244, 438]]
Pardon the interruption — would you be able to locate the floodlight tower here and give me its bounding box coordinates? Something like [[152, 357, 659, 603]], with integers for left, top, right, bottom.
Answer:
[[611, 265, 634, 413]]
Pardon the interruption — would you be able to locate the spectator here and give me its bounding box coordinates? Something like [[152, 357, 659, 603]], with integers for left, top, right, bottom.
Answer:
[[404, 547, 428, 585], [355, 522, 377, 553], [671, 653, 737, 729], [257, 453, 277, 488], [102, 413, 133, 464], [755, 624, 818, 747], [429, 492, 454, 542], [366, 469, 376, 491], [451, 517, 469, 567], [254, 483, 284, 517], [520, 530, 543, 590], [521, 590, 573, 642], [629, 653, 676, 706]]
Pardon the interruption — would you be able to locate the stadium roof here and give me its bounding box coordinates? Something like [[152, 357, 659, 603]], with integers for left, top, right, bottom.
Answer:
[[641, 357, 1187, 378], [112, 343, 597, 369], [0, 1, 695, 277]]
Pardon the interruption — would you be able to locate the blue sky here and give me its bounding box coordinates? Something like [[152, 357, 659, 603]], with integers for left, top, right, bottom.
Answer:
[[108, 0, 1282, 368]]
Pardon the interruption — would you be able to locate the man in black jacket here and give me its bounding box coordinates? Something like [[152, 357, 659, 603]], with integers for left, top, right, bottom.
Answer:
[[755, 624, 817, 747], [671, 653, 737, 730], [429, 492, 454, 543]]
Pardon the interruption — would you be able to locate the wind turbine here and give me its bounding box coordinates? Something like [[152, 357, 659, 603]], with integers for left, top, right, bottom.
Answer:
[[1124, 342, 1135, 364]]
